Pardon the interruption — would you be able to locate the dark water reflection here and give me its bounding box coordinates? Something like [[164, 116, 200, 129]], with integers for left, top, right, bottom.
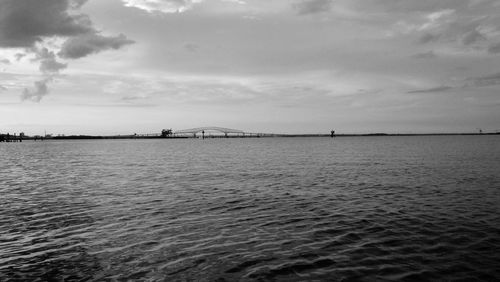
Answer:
[[0, 184, 101, 280], [1, 136, 500, 281]]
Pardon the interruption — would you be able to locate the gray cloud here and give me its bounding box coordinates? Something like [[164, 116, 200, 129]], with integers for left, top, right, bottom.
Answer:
[[121, 96, 148, 101], [419, 33, 441, 44], [462, 29, 486, 45], [0, 85, 7, 91], [347, 0, 496, 13], [0, 0, 93, 48], [488, 42, 500, 54], [411, 51, 437, 59], [407, 86, 452, 93], [388, 2, 500, 55], [58, 33, 134, 59], [0, 0, 134, 101], [34, 47, 67, 74], [70, 0, 88, 9], [14, 53, 26, 61], [21, 78, 51, 102], [40, 58, 67, 73], [293, 0, 333, 15], [467, 72, 500, 87], [19, 48, 67, 102], [184, 43, 200, 52], [0, 58, 10, 64]]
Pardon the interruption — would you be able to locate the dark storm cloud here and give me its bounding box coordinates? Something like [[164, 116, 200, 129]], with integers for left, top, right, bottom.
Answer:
[[0, 0, 93, 48], [411, 51, 437, 59], [0, 0, 134, 102], [293, 0, 333, 15], [407, 86, 452, 93], [419, 33, 441, 44], [487, 42, 500, 54], [467, 72, 500, 87], [0, 0, 133, 54], [462, 29, 486, 46], [21, 78, 50, 102], [58, 33, 134, 59]]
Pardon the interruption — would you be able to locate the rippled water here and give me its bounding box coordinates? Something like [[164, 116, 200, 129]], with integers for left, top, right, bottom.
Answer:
[[1, 136, 500, 281]]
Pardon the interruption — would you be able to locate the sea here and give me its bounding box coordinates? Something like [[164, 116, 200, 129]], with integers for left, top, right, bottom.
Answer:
[[1, 136, 499, 281]]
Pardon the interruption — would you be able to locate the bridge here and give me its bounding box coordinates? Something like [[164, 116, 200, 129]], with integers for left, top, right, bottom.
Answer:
[[174, 127, 256, 138]]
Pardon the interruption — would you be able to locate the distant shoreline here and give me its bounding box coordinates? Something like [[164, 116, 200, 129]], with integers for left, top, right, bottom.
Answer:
[[1, 132, 495, 141]]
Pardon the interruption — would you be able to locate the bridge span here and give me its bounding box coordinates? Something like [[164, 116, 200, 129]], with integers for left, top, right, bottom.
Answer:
[[174, 127, 261, 138]]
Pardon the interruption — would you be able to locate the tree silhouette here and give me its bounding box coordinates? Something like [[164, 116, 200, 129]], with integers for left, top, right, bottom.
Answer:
[[161, 129, 173, 137]]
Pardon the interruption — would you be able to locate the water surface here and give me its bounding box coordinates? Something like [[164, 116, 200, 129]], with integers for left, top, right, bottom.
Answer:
[[1, 136, 500, 281]]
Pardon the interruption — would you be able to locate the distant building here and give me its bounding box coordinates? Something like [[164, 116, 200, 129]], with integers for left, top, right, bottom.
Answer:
[[161, 129, 173, 137]]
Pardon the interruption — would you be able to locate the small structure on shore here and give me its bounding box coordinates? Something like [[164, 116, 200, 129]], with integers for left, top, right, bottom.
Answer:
[[0, 133, 23, 142], [161, 129, 173, 137], [330, 130, 335, 138]]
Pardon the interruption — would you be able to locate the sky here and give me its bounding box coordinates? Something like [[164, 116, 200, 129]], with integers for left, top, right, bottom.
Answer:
[[1, 0, 500, 135]]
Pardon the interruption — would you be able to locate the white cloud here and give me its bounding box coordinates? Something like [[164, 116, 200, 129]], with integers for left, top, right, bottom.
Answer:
[[121, 0, 204, 13]]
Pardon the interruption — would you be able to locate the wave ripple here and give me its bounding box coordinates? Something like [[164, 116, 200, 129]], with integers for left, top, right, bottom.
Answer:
[[1, 136, 500, 281]]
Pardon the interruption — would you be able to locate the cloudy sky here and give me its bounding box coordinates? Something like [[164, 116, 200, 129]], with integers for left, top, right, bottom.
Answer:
[[1, 0, 500, 135]]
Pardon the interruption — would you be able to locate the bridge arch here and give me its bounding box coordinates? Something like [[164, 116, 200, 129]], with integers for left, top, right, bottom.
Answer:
[[174, 127, 245, 135]]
